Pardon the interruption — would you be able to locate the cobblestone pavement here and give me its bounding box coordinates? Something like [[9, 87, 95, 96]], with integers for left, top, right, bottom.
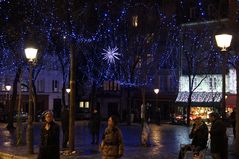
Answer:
[[0, 121, 237, 159]]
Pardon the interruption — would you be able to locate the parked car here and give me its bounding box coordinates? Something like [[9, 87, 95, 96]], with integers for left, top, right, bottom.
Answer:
[[13, 111, 28, 122]]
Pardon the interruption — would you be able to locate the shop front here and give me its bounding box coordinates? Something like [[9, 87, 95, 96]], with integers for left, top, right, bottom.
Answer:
[[175, 92, 222, 121]]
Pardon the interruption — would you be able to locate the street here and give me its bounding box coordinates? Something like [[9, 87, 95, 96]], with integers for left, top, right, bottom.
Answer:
[[0, 121, 237, 159]]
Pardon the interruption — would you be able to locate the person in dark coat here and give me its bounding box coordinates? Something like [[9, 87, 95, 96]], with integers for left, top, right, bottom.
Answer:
[[178, 117, 208, 159], [229, 108, 236, 138], [99, 115, 124, 159], [89, 108, 101, 144], [209, 112, 228, 159], [38, 110, 60, 159], [61, 107, 69, 148]]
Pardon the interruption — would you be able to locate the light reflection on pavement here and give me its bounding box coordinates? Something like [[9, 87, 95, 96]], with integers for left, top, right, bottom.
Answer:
[[0, 121, 237, 159]]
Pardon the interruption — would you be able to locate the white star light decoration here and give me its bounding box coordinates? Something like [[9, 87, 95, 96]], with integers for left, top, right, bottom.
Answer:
[[102, 46, 120, 64]]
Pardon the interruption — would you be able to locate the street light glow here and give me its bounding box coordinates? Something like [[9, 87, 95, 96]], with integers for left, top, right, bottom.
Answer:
[[5, 85, 11, 91], [66, 88, 71, 93], [215, 34, 232, 51], [25, 48, 38, 61], [154, 88, 159, 94]]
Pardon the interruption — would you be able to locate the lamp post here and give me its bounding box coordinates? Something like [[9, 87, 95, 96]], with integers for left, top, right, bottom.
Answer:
[[6, 85, 12, 129], [154, 88, 160, 124], [215, 34, 232, 119], [25, 47, 38, 154], [66, 88, 70, 107]]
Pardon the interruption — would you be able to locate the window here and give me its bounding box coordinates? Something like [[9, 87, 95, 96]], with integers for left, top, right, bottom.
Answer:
[[209, 78, 213, 90], [79, 101, 90, 109], [132, 15, 138, 27], [21, 82, 28, 92], [79, 101, 84, 108], [52, 80, 59, 92], [214, 77, 217, 88], [103, 81, 120, 91], [37, 79, 45, 92]]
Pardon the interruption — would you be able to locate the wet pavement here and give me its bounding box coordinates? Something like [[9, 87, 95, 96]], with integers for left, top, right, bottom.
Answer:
[[0, 121, 238, 159]]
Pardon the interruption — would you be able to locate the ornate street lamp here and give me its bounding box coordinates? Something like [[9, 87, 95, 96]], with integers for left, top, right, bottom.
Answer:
[[5, 85, 13, 130], [215, 34, 232, 52], [25, 47, 38, 154], [154, 88, 160, 124], [66, 88, 70, 107], [215, 33, 232, 119]]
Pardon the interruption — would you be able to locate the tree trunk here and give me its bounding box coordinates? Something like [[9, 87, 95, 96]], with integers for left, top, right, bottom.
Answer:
[[7, 67, 21, 130], [62, 81, 66, 108], [141, 87, 146, 121], [90, 81, 96, 112], [127, 87, 132, 125], [32, 81, 37, 121], [69, 40, 76, 152], [186, 94, 192, 126], [16, 70, 23, 145]]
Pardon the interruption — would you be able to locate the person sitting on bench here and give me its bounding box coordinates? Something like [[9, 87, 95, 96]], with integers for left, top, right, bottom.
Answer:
[[178, 117, 208, 159]]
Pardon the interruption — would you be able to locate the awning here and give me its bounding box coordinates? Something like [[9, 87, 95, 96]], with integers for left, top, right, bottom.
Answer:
[[176, 92, 222, 103]]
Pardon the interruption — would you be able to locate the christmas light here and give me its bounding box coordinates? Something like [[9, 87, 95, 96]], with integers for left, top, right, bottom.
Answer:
[[102, 46, 120, 64]]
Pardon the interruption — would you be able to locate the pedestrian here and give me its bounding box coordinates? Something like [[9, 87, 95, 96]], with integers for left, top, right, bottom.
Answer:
[[178, 117, 208, 159], [209, 112, 228, 159], [141, 121, 151, 147], [99, 115, 124, 159], [61, 106, 69, 148], [89, 107, 101, 144], [38, 110, 60, 159], [229, 108, 236, 138]]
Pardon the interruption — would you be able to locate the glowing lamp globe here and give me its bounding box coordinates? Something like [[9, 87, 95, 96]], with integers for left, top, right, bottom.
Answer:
[[66, 88, 71, 93], [215, 34, 232, 51], [5, 85, 11, 91], [25, 48, 38, 61], [154, 88, 159, 94]]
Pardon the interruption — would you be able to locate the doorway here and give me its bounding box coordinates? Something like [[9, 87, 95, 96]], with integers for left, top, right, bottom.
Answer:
[[108, 102, 119, 117], [53, 98, 61, 119]]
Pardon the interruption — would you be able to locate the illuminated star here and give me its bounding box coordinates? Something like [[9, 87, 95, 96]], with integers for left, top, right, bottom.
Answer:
[[102, 46, 120, 64]]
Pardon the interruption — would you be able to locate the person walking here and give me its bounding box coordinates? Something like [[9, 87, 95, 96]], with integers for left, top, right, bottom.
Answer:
[[141, 121, 151, 147], [229, 108, 236, 138], [209, 112, 228, 159], [178, 117, 208, 159], [61, 106, 69, 148], [38, 111, 60, 159], [89, 108, 101, 144], [99, 115, 124, 159]]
